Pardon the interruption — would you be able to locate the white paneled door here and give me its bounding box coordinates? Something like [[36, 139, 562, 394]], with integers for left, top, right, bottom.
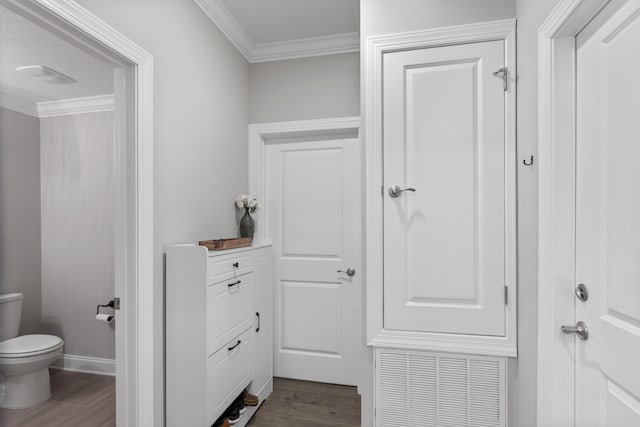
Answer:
[[574, 0, 640, 424], [383, 40, 508, 336], [266, 133, 360, 386]]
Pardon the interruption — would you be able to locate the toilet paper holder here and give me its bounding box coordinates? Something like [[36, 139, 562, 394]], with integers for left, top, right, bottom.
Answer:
[[96, 298, 119, 314]]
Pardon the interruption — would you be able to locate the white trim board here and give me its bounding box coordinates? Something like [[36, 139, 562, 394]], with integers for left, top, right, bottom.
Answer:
[[193, 0, 359, 63], [38, 94, 115, 118], [51, 354, 116, 376], [537, 0, 610, 425], [1, 93, 115, 118], [2, 1, 156, 426], [364, 19, 518, 358]]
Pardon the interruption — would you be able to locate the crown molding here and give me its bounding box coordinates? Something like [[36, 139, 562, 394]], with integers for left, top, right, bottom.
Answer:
[[193, 0, 359, 63], [37, 94, 114, 118], [252, 32, 359, 62], [0, 91, 39, 117], [193, 0, 253, 60]]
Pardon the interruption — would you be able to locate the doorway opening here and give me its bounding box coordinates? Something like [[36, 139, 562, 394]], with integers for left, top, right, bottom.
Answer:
[[0, 0, 153, 425]]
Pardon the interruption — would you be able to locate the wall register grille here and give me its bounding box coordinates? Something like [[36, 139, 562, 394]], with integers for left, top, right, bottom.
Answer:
[[375, 348, 505, 427]]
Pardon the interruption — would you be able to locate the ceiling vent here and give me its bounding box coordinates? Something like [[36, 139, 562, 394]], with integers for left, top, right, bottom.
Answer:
[[16, 65, 76, 84]]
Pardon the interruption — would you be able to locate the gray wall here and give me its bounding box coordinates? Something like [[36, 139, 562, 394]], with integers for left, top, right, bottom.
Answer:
[[514, 0, 564, 425], [249, 52, 360, 123], [73, 0, 250, 423], [0, 107, 42, 335], [40, 111, 115, 360], [362, 0, 516, 36], [360, 1, 519, 426]]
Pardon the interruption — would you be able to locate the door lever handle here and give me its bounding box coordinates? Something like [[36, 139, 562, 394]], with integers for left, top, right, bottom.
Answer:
[[337, 267, 356, 277], [561, 321, 589, 340], [388, 185, 416, 198]]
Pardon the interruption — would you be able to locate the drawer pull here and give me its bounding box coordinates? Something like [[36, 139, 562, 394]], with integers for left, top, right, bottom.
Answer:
[[228, 280, 241, 288], [256, 312, 260, 332], [228, 340, 241, 351], [233, 262, 239, 268]]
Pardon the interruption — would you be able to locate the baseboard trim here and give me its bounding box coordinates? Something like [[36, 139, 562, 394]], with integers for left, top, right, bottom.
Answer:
[[51, 353, 115, 376]]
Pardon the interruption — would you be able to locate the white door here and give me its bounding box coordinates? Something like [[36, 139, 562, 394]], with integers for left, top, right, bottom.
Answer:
[[383, 40, 508, 336], [575, 0, 640, 424], [266, 132, 360, 386]]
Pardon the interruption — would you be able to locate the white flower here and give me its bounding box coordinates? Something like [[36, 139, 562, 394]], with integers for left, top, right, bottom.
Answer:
[[235, 194, 261, 211]]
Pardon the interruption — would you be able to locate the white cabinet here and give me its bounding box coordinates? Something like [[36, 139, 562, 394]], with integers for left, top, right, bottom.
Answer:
[[365, 20, 517, 357], [364, 20, 516, 427], [166, 242, 273, 427]]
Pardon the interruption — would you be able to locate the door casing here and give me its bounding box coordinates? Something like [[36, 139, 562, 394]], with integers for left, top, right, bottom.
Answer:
[[537, 0, 611, 424], [1, 1, 155, 425]]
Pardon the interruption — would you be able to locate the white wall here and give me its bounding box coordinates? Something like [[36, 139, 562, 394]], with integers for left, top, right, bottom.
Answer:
[[40, 111, 115, 361], [249, 52, 360, 123], [0, 107, 41, 335], [73, 0, 250, 423], [360, 1, 518, 426]]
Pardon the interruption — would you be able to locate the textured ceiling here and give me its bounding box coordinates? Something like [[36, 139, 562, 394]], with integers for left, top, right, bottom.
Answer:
[[220, 0, 359, 44], [0, 5, 113, 105]]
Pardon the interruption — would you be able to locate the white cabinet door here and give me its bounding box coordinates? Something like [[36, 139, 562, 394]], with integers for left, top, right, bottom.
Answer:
[[250, 246, 273, 396], [575, 0, 640, 424], [383, 40, 507, 336], [266, 135, 361, 386]]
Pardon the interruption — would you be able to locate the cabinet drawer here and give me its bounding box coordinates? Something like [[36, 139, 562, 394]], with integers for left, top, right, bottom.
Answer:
[[208, 252, 253, 284], [207, 329, 253, 424], [207, 273, 254, 355]]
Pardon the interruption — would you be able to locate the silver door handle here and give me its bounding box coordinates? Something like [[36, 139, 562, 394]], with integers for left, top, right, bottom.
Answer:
[[561, 321, 589, 340], [388, 185, 416, 198], [337, 267, 356, 277]]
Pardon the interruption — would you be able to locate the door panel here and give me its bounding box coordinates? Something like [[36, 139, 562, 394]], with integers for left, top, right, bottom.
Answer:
[[266, 135, 360, 386], [383, 40, 506, 336], [576, 0, 640, 424]]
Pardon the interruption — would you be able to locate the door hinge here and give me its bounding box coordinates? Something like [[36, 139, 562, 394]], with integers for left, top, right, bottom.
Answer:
[[114, 297, 120, 310], [493, 67, 508, 91], [504, 286, 508, 305]]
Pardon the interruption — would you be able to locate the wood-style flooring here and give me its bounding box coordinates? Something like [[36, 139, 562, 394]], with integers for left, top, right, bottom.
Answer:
[[0, 369, 115, 427], [247, 377, 361, 427], [0, 372, 359, 427]]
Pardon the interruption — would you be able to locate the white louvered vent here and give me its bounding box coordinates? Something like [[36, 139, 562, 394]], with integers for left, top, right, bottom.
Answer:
[[376, 349, 505, 427]]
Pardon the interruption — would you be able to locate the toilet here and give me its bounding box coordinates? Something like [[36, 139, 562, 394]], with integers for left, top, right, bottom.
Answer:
[[0, 293, 63, 409]]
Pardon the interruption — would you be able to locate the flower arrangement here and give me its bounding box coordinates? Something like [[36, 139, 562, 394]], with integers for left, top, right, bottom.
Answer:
[[235, 194, 261, 213]]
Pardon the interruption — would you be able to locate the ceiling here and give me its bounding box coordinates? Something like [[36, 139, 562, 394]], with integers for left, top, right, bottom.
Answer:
[[0, 5, 114, 116], [195, 0, 360, 62], [220, 0, 359, 44]]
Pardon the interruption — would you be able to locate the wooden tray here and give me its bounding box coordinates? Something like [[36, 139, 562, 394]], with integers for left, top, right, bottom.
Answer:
[[198, 237, 252, 251]]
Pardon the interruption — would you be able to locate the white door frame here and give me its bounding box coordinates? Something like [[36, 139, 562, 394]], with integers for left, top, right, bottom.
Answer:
[[248, 116, 361, 386], [537, 0, 609, 424], [2, 1, 155, 425]]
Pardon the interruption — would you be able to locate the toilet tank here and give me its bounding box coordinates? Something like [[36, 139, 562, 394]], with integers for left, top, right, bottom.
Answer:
[[0, 293, 24, 342]]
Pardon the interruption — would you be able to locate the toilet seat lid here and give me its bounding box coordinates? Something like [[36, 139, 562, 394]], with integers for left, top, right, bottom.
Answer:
[[0, 334, 63, 357]]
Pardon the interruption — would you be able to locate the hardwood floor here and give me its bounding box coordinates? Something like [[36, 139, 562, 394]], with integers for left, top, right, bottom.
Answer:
[[0, 373, 359, 427], [247, 377, 361, 427], [0, 369, 115, 427]]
